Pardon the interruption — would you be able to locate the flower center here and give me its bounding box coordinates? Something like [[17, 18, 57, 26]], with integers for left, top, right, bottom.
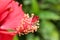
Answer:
[[16, 13, 39, 36]]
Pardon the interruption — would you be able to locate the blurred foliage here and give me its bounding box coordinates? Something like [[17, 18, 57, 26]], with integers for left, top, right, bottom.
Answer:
[[15, 0, 60, 40]]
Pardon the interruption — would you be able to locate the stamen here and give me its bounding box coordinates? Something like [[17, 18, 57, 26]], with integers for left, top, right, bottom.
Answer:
[[36, 23, 40, 25], [16, 13, 39, 36], [31, 13, 34, 18], [26, 13, 29, 18]]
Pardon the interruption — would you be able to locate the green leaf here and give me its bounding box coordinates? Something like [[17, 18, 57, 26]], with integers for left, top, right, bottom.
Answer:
[[40, 3, 50, 9], [39, 11, 60, 20], [39, 20, 59, 40], [33, 36, 40, 40], [13, 35, 18, 40], [42, 0, 60, 4], [31, 0, 40, 15], [51, 4, 60, 11], [26, 34, 34, 40], [23, 0, 31, 5], [26, 34, 40, 40]]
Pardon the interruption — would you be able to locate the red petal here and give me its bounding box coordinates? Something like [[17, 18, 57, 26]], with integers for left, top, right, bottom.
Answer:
[[0, 10, 9, 23], [0, 0, 13, 14], [1, 1, 24, 30], [0, 32, 14, 40], [0, 28, 17, 40]]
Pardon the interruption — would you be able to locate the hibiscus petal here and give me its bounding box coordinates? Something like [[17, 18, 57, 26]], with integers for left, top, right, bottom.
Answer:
[[1, 1, 24, 30], [0, 31, 14, 40], [0, 0, 13, 14], [0, 28, 17, 40], [0, 10, 9, 23]]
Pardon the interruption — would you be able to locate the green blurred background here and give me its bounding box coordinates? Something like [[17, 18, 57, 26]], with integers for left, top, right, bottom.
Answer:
[[14, 0, 60, 40]]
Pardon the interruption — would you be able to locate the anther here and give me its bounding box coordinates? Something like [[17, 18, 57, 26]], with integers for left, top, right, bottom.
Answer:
[[31, 13, 34, 17], [36, 23, 40, 25], [26, 13, 29, 18]]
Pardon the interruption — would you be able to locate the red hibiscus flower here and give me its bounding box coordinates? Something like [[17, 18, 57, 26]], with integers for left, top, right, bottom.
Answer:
[[0, 0, 39, 40]]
